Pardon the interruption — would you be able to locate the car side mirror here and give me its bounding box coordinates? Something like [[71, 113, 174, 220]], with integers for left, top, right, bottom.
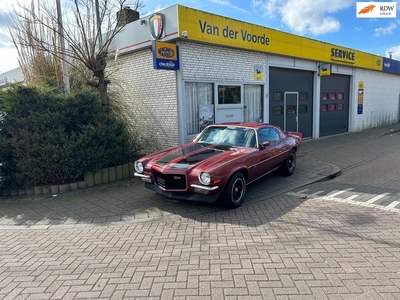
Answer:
[[259, 141, 270, 149]]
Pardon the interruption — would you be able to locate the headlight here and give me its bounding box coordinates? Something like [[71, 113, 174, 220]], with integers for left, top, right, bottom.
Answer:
[[199, 172, 211, 185], [134, 161, 144, 173]]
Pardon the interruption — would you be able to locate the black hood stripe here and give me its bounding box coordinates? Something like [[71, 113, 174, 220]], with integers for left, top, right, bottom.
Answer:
[[156, 143, 230, 166]]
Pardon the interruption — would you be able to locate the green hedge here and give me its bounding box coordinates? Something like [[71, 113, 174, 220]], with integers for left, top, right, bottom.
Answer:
[[0, 84, 131, 190]]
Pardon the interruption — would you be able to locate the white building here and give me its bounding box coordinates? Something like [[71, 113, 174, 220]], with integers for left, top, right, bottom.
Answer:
[[108, 5, 400, 149], [0, 68, 24, 89]]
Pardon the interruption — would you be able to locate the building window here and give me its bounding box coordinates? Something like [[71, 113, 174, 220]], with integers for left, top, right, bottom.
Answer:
[[273, 106, 283, 115], [244, 85, 263, 122], [185, 82, 214, 135], [300, 92, 308, 101], [218, 85, 241, 104], [273, 92, 283, 101]]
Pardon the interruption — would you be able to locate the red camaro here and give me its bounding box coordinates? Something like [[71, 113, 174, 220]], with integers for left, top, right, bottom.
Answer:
[[134, 123, 302, 208]]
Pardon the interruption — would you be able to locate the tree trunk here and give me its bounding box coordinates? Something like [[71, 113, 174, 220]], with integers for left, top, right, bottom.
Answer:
[[98, 78, 109, 106]]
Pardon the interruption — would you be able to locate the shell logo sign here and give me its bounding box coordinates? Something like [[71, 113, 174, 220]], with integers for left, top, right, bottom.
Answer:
[[356, 2, 396, 18]]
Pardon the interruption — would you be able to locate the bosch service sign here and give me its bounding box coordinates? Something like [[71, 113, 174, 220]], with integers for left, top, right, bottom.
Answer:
[[149, 13, 164, 39], [152, 41, 179, 71]]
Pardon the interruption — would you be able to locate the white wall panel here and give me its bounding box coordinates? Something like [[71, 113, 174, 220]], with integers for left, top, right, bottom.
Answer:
[[353, 69, 399, 131]]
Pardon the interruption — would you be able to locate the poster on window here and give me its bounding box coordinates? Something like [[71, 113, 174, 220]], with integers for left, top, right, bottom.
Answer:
[[199, 105, 214, 132]]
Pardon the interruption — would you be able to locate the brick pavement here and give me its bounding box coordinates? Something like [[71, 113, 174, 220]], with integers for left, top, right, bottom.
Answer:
[[0, 123, 400, 299], [1, 193, 400, 299]]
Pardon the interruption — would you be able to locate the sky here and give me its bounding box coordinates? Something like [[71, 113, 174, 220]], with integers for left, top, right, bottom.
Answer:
[[0, 0, 400, 74]]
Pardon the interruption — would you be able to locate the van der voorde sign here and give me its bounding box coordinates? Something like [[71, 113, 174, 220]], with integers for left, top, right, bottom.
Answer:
[[199, 20, 270, 47], [149, 13, 164, 39]]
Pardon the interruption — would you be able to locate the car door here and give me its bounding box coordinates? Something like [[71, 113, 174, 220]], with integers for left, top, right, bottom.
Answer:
[[256, 127, 286, 175]]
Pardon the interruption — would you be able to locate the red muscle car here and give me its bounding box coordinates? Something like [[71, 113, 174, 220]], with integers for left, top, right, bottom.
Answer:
[[134, 123, 302, 208]]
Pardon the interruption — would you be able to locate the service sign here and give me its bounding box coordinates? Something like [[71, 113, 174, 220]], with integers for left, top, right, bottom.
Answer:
[[152, 41, 179, 71]]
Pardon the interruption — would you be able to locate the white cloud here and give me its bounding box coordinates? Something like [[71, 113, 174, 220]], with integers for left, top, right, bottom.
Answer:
[[209, 0, 249, 13], [386, 46, 400, 60], [251, 0, 281, 17], [373, 22, 397, 37], [251, 0, 353, 35]]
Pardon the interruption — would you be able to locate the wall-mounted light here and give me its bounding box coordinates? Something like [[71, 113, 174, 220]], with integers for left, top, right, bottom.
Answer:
[[182, 30, 188, 38], [140, 19, 146, 25]]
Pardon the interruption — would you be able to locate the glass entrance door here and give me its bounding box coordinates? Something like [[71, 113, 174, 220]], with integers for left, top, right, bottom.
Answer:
[[284, 92, 299, 132]]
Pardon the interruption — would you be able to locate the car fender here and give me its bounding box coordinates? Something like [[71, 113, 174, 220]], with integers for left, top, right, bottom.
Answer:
[[213, 162, 249, 187]]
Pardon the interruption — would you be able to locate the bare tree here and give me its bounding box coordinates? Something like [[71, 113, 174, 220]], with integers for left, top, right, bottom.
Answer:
[[7, 0, 144, 104]]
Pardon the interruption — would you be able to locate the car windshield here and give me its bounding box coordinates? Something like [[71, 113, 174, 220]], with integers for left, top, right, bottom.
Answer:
[[196, 126, 257, 148]]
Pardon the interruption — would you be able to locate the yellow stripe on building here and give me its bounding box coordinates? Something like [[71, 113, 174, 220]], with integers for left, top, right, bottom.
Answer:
[[177, 6, 382, 71]]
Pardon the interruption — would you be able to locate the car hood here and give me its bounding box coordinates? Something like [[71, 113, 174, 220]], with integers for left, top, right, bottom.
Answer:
[[148, 143, 250, 172]]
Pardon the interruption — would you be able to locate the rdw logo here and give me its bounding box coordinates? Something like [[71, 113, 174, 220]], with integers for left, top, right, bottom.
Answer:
[[358, 4, 375, 14], [356, 2, 396, 18]]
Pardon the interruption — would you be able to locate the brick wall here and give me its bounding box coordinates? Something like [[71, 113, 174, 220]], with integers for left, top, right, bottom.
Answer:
[[180, 41, 266, 83], [108, 49, 178, 153], [354, 69, 399, 131]]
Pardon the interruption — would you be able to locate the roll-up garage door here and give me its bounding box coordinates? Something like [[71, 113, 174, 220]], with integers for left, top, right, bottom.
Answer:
[[269, 68, 313, 138], [320, 74, 350, 137]]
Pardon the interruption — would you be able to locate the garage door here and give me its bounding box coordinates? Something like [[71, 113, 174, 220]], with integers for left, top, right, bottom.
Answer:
[[320, 74, 350, 136], [269, 68, 313, 138]]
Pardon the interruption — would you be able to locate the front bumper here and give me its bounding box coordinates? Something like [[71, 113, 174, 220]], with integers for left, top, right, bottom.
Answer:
[[144, 183, 222, 203]]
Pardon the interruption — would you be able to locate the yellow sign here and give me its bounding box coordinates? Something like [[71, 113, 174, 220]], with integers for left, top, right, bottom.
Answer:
[[357, 81, 364, 114], [152, 41, 179, 70], [318, 63, 331, 76], [254, 64, 264, 80], [153, 41, 178, 60], [177, 5, 383, 71], [331, 47, 356, 64]]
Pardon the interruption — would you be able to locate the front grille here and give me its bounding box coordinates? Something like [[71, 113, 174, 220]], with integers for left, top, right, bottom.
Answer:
[[153, 170, 187, 190]]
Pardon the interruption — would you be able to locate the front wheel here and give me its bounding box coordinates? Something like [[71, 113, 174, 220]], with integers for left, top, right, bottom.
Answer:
[[281, 149, 296, 176], [220, 172, 246, 209]]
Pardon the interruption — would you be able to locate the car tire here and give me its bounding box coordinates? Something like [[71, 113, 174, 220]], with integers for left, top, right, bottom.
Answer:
[[281, 149, 296, 176], [221, 172, 246, 209]]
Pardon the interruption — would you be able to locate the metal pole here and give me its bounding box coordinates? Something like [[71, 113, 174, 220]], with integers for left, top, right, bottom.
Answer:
[[56, 0, 70, 93]]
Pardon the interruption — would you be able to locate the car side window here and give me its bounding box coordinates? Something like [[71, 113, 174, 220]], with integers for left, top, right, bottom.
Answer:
[[258, 127, 280, 144], [268, 128, 280, 143]]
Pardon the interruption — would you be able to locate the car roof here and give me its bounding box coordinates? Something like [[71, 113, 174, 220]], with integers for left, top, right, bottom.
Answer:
[[209, 122, 279, 130]]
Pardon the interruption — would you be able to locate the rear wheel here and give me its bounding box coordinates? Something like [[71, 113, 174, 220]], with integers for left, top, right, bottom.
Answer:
[[281, 149, 296, 176], [220, 172, 246, 209]]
